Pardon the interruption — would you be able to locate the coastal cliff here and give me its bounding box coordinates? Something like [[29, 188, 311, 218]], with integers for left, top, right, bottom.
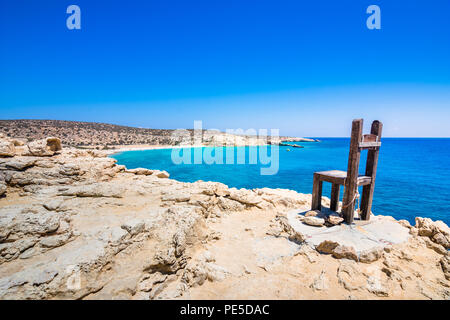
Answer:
[[0, 135, 448, 300]]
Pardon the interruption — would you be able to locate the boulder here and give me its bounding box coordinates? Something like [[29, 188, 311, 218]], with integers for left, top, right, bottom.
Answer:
[[415, 217, 435, 237], [24, 137, 62, 157], [359, 247, 383, 263], [229, 189, 262, 206], [327, 213, 344, 226], [305, 210, 320, 217], [155, 170, 170, 178], [332, 245, 358, 261], [216, 196, 245, 212], [303, 216, 325, 227], [126, 168, 154, 176], [316, 240, 339, 254], [415, 217, 450, 249], [432, 232, 450, 249], [214, 184, 230, 197], [434, 220, 450, 236], [424, 237, 447, 255], [0, 140, 15, 157]]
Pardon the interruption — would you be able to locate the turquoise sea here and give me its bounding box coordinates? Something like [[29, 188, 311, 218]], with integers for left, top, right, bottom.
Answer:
[[112, 138, 450, 226]]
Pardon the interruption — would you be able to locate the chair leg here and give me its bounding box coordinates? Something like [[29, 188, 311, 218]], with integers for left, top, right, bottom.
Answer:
[[342, 119, 363, 224], [311, 174, 322, 210], [330, 184, 340, 212], [360, 183, 374, 220], [360, 121, 382, 220]]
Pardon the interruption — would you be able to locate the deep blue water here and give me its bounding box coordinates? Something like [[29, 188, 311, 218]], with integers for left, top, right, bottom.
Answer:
[[112, 138, 450, 225]]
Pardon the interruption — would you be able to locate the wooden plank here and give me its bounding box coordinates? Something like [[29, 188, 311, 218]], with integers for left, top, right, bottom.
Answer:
[[342, 119, 363, 223], [359, 141, 381, 148], [316, 171, 371, 186], [356, 175, 372, 186], [316, 170, 347, 178], [330, 183, 340, 212], [362, 134, 378, 142], [315, 170, 346, 185], [360, 120, 383, 220], [311, 173, 323, 210]]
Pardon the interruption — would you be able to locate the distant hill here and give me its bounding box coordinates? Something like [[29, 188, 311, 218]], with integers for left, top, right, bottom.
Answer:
[[0, 120, 185, 147], [0, 119, 308, 147]]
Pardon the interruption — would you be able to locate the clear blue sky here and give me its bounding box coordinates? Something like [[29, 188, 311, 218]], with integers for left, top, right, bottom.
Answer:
[[1, 0, 449, 137]]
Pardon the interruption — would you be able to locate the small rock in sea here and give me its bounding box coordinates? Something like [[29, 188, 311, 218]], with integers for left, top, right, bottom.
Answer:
[[303, 216, 325, 227]]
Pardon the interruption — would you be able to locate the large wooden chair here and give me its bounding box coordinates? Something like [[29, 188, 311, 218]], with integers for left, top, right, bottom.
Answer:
[[311, 119, 382, 224]]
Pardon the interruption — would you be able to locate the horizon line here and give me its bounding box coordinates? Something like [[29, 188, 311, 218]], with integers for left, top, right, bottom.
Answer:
[[1, 118, 450, 139]]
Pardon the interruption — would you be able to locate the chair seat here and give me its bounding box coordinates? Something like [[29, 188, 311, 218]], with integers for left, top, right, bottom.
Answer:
[[314, 170, 372, 186]]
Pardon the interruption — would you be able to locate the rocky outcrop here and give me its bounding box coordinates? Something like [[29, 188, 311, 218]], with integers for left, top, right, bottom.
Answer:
[[0, 203, 74, 264], [125, 168, 170, 178], [303, 216, 325, 227], [0, 136, 448, 300], [0, 139, 15, 157], [414, 217, 450, 249], [58, 182, 125, 198], [22, 137, 62, 157]]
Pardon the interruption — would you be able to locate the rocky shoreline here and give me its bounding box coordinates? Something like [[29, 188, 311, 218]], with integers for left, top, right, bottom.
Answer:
[[0, 135, 449, 300]]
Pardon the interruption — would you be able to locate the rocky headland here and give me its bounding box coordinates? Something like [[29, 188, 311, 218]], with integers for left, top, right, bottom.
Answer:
[[0, 120, 313, 149], [0, 135, 448, 300]]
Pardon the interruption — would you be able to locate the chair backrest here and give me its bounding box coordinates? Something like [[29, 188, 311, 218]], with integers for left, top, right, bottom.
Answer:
[[342, 119, 382, 223]]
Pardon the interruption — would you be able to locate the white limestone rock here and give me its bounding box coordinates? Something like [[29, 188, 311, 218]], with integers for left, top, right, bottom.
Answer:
[[303, 216, 325, 227], [0, 139, 15, 158], [24, 137, 62, 157]]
